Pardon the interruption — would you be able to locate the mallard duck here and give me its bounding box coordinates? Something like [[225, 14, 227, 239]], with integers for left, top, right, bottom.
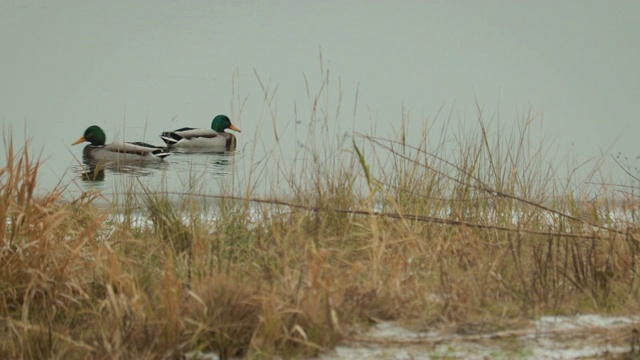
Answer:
[[160, 114, 241, 151], [72, 125, 171, 162]]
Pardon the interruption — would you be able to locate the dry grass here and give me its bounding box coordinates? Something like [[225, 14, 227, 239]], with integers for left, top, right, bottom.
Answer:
[[2, 81, 640, 359]]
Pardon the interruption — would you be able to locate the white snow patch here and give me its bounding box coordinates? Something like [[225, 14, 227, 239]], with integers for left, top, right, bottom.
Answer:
[[319, 314, 640, 359]]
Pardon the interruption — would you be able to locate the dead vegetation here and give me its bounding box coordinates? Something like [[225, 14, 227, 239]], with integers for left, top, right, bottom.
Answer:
[[2, 79, 639, 359]]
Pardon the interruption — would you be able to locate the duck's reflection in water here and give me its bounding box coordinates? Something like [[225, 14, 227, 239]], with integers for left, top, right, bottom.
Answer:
[[210, 153, 233, 176], [79, 164, 105, 182], [73, 150, 237, 184], [74, 156, 169, 183], [166, 148, 237, 179]]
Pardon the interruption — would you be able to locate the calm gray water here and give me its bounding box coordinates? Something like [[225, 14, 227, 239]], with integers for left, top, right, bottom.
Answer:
[[2, 1, 640, 198]]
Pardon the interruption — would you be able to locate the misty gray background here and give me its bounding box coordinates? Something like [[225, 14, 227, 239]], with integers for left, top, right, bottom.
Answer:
[[1, 1, 639, 194]]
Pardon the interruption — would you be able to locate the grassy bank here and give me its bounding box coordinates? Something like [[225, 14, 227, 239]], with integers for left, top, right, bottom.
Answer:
[[1, 108, 639, 359]]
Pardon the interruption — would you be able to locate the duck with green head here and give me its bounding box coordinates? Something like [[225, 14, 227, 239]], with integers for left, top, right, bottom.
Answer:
[[72, 125, 171, 162], [160, 114, 241, 151]]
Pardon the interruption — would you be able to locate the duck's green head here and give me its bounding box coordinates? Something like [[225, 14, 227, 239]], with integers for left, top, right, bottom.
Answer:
[[72, 125, 106, 146], [210, 115, 241, 133]]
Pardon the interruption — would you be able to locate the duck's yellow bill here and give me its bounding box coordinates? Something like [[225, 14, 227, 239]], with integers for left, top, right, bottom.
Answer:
[[72, 136, 87, 145], [229, 124, 241, 132]]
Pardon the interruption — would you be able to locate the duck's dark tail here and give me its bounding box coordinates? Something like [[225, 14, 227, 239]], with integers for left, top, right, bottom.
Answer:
[[155, 151, 171, 159], [160, 132, 181, 146], [127, 141, 172, 160]]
